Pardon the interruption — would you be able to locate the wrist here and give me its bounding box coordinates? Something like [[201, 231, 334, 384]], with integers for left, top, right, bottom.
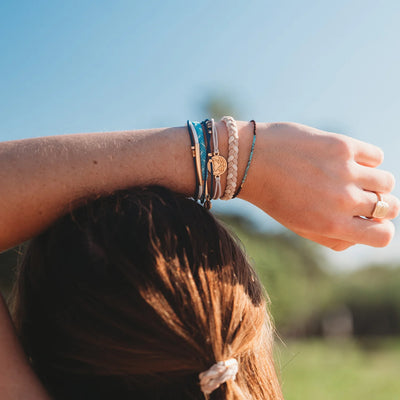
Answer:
[[236, 121, 270, 203]]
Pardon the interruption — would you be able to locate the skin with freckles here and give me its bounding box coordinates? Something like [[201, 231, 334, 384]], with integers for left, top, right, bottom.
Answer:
[[0, 120, 398, 398]]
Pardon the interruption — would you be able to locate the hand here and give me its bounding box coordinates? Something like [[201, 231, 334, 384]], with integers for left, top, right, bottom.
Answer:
[[240, 122, 400, 251]]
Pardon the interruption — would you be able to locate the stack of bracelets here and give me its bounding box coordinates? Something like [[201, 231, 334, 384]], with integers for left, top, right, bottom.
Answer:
[[186, 116, 257, 209]]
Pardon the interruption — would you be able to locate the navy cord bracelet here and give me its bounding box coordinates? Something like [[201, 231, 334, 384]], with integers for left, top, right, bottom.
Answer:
[[200, 120, 210, 207], [233, 120, 257, 198], [203, 119, 214, 207]]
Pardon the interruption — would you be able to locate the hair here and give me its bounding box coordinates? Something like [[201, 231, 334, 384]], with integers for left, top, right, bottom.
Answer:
[[10, 185, 283, 400]]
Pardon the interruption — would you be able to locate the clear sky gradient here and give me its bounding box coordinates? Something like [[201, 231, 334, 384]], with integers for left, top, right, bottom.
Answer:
[[1, 0, 400, 268]]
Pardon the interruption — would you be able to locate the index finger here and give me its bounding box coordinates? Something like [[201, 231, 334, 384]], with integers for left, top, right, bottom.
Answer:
[[351, 138, 384, 167]]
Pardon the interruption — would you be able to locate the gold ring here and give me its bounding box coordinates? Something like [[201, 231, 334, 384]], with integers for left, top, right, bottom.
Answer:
[[371, 192, 389, 219]]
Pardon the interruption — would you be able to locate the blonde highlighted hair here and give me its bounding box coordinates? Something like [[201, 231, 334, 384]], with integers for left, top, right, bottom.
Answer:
[[11, 186, 283, 399]]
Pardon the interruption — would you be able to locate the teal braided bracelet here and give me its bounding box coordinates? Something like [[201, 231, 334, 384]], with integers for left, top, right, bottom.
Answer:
[[191, 121, 207, 191]]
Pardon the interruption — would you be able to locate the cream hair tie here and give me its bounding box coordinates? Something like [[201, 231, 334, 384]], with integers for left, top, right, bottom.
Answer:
[[199, 358, 239, 395]]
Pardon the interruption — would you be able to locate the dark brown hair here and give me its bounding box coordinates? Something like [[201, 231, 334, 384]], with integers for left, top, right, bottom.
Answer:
[[11, 186, 282, 399]]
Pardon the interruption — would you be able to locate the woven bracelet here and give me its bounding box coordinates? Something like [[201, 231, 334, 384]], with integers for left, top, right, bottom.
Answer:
[[220, 116, 239, 200]]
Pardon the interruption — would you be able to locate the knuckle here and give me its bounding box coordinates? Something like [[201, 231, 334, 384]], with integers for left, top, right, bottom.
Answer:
[[334, 186, 356, 210], [337, 161, 355, 181], [330, 135, 353, 159]]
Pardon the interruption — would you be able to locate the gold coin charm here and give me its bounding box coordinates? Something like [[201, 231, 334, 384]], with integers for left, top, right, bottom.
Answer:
[[207, 155, 227, 177]]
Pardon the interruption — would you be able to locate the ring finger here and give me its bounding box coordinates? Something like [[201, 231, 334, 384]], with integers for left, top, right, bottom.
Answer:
[[354, 190, 400, 220]]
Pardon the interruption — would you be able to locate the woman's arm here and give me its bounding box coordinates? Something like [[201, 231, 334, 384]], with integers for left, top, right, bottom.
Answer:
[[0, 121, 398, 252], [0, 125, 198, 250], [0, 294, 51, 399]]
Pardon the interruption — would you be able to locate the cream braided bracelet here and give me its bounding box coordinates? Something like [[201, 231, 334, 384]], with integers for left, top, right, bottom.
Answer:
[[220, 116, 239, 200]]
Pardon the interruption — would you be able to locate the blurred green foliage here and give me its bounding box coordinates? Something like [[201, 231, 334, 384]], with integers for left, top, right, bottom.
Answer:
[[216, 213, 400, 338], [277, 338, 400, 400], [200, 90, 240, 121]]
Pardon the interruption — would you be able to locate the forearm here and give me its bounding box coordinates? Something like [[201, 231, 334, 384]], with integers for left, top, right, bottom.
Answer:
[[0, 122, 254, 251]]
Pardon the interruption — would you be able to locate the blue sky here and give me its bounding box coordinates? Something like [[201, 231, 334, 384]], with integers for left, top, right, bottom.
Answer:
[[1, 0, 400, 267]]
